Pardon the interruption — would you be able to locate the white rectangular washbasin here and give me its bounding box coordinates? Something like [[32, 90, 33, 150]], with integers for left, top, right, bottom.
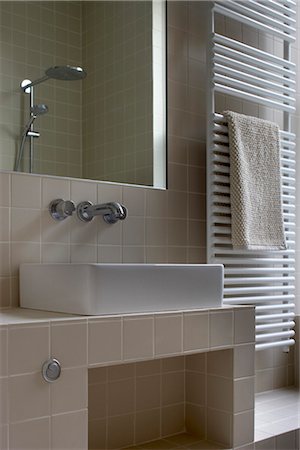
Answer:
[[20, 263, 224, 315]]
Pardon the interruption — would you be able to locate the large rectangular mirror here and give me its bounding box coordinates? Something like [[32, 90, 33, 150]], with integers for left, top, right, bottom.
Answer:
[[0, 1, 166, 188]]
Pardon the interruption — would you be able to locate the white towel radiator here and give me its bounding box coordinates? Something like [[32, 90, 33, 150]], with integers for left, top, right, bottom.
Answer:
[[206, 0, 296, 350]]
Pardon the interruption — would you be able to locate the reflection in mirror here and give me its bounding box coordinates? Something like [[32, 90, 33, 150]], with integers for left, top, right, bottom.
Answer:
[[0, 1, 166, 187]]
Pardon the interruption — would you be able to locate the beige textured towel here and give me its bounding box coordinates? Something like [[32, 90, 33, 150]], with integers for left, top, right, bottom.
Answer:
[[223, 111, 286, 250]]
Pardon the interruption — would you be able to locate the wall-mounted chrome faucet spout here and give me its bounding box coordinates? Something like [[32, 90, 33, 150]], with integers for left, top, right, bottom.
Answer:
[[77, 201, 127, 224]]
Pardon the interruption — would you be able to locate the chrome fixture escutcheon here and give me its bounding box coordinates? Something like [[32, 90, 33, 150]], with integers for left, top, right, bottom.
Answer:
[[49, 198, 75, 221], [42, 358, 61, 383], [77, 201, 127, 224]]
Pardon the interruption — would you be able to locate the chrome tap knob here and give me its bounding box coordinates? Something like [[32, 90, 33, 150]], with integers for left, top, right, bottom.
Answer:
[[42, 358, 61, 383], [49, 199, 75, 221]]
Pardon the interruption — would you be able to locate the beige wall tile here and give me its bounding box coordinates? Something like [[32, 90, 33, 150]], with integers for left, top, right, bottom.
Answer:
[[107, 378, 135, 416], [9, 373, 50, 422], [136, 359, 161, 377], [122, 246, 145, 263], [155, 315, 182, 356], [107, 414, 134, 449], [41, 177, 70, 210], [273, 366, 288, 390], [207, 375, 233, 412], [0, 208, 10, 242], [146, 218, 168, 246], [162, 371, 184, 406], [88, 367, 107, 385], [9, 417, 50, 450], [51, 367, 87, 414], [145, 189, 167, 218], [0, 278, 10, 308], [123, 217, 145, 246], [123, 317, 154, 361], [183, 312, 209, 352], [135, 408, 160, 444], [11, 208, 41, 243], [207, 408, 232, 447], [70, 180, 97, 204], [234, 344, 255, 378], [88, 319, 122, 365], [161, 404, 185, 437], [186, 371, 206, 406], [276, 431, 297, 449], [255, 437, 276, 450], [0, 378, 8, 425], [123, 186, 146, 217], [8, 325, 50, 375], [41, 210, 71, 244], [11, 242, 40, 277], [255, 369, 274, 393], [41, 243, 69, 263], [12, 174, 41, 209], [162, 355, 185, 372], [136, 374, 160, 412], [0, 328, 7, 377], [98, 220, 122, 246], [255, 349, 273, 370], [51, 410, 88, 450], [185, 403, 205, 438], [70, 219, 98, 246], [207, 349, 233, 378], [0, 173, 10, 207], [0, 244, 10, 277], [185, 353, 206, 373], [0, 424, 8, 450], [51, 321, 87, 368], [88, 418, 106, 450], [70, 244, 97, 262], [234, 308, 255, 345], [210, 311, 234, 348], [232, 410, 254, 448], [88, 382, 107, 420], [234, 377, 255, 413], [107, 364, 135, 381]]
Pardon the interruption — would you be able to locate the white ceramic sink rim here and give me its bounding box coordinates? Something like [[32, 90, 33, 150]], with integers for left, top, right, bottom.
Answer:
[[20, 263, 224, 315]]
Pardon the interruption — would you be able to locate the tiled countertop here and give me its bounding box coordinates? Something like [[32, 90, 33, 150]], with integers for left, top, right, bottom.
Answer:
[[255, 387, 300, 442], [0, 306, 256, 368], [0, 306, 236, 325]]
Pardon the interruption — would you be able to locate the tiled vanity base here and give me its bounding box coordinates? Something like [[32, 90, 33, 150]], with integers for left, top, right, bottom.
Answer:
[[0, 306, 255, 450]]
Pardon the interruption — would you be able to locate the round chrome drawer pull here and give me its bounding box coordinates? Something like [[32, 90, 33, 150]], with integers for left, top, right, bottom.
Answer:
[[42, 358, 61, 383]]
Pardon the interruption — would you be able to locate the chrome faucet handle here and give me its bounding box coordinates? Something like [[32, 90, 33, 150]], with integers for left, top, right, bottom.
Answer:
[[77, 201, 127, 224], [49, 199, 76, 221]]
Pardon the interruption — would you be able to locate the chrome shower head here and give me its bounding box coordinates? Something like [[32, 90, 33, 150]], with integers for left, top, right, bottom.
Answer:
[[45, 65, 87, 81], [21, 104, 48, 138], [30, 104, 48, 116], [21, 65, 87, 91]]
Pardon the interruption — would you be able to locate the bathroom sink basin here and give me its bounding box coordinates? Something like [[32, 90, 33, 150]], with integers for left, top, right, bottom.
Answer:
[[19, 263, 223, 315]]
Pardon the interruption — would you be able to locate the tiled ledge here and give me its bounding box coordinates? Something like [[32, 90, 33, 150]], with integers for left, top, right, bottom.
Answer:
[[255, 387, 300, 442]]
